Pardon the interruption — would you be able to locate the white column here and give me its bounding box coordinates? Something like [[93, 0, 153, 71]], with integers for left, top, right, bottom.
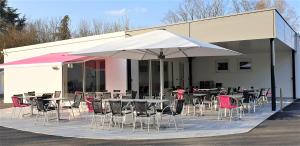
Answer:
[[160, 59, 164, 101], [149, 60, 152, 98]]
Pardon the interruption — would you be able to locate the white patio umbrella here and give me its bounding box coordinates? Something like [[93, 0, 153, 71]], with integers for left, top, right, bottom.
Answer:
[[72, 30, 241, 101]]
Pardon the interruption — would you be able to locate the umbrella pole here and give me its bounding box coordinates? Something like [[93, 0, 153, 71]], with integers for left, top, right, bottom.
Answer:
[[160, 58, 164, 108]]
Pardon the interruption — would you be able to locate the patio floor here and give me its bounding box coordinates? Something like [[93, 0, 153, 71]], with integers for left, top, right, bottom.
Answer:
[[0, 98, 293, 140]]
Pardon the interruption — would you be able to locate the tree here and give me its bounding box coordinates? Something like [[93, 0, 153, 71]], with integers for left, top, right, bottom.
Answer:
[[163, 0, 225, 24], [57, 15, 71, 40], [74, 16, 130, 38], [32, 18, 60, 43], [0, 0, 26, 32]]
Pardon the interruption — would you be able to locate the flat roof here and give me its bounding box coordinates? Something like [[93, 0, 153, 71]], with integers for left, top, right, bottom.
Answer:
[[127, 8, 296, 34]]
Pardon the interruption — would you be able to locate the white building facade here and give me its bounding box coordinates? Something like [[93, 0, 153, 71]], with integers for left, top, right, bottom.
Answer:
[[2, 9, 300, 108]]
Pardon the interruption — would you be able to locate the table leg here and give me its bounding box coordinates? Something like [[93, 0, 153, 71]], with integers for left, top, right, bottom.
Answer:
[[31, 104, 33, 115]]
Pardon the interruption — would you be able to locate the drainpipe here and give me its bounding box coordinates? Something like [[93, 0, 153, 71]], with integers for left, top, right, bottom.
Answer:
[[270, 38, 276, 111]]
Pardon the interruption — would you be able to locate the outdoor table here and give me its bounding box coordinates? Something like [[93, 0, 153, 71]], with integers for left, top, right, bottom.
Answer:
[[43, 98, 64, 120], [102, 98, 168, 104]]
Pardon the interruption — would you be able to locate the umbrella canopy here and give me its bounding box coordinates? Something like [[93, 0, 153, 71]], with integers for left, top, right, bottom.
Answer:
[[72, 30, 241, 101], [72, 30, 241, 59]]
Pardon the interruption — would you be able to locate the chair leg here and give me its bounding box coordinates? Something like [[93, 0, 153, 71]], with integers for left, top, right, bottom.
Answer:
[[229, 109, 232, 122], [147, 117, 150, 133], [218, 108, 221, 120], [156, 116, 160, 132], [18, 108, 22, 118], [180, 116, 184, 130], [121, 116, 125, 129], [173, 116, 178, 131], [71, 108, 75, 118], [11, 107, 15, 119], [140, 118, 143, 131], [90, 114, 95, 128], [133, 116, 136, 132], [109, 116, 113, 129]]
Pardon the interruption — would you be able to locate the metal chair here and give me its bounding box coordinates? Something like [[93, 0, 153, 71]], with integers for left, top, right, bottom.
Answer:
[[54, 91, 61, 98], [90, 99, 110, 128], [11, 96, 30, 119], [218, 95, 239, 121], [108, 100, 131, 129], [158, 99, 185, 131], [133, 101, 156, 132], [61, 91, 83, 119], [35, 94, 57, 125]]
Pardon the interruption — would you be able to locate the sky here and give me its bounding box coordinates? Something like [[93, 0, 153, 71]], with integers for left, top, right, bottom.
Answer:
[[7, 0, 300, 30]]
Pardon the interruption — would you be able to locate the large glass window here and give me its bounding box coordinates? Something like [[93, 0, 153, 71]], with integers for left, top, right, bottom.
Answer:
[[85, 60, 105, 92], [63, 60, 105, 97], [65, 63, 83, 94], [139, 60, 169, 97]]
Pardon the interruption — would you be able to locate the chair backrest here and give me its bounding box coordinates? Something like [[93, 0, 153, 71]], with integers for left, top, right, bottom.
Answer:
[[265, 88, 271, 97], [72, 92, 83, 108], [113, 90, 121, 92], [258, 88, 264, 97], [227, 87, 232, 95], [27, 91, 35, 96], [218, 95, 233, 108], [92, 99, 105, 114], [11, 96, 22, 107], [134, 101, 148, 116], [174, 99, 184, 115], [13, 94, 23, 103], [131, 91, 137, 99], [36, 97, 47, 112], [109, 100, 122, 115], [121, 95, 131, 99], [113, 90, 121, 98], [103, 92, 111, 99], [84, 95, 94, 113], [176, 89, 185, 100], [54, 91, 61, 98]]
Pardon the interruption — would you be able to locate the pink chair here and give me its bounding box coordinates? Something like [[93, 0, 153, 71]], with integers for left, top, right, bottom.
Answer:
[[11, 96, 30, 118], [176, 89, 185, 100], [218, 95, 239, 121], [84, 96, 94, 113]]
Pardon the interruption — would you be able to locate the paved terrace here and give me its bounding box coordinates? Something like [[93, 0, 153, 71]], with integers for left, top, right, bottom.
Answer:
[[0, 98, 293, 140]]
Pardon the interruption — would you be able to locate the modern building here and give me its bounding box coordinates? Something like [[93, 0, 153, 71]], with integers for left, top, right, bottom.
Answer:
[[2, 9, 300, 111]]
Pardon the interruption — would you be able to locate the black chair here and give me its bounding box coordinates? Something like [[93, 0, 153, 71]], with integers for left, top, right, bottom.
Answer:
[[35, 95, 57, 125], [131, 91, 137, 99], [226, 87, 232, 95], [108, 100, 131, 129], [133, 101, 156, 132], [54, 91, 61, 98], [103, 92, 111, 99], [158, 99, 185, 131], [113, 90, 121, 99], [62, 92, 83, 119], [90, 99, 110, 128]]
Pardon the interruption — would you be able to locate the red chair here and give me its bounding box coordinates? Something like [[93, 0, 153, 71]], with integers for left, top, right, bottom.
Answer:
[[176, 89, 185, 100], [84, 96, 94, 113], [11, 96, 30, 118], [217, 95, 239, 121]]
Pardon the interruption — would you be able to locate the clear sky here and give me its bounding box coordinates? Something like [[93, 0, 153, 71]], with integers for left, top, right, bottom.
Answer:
[[7, 0, 300, 30]]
